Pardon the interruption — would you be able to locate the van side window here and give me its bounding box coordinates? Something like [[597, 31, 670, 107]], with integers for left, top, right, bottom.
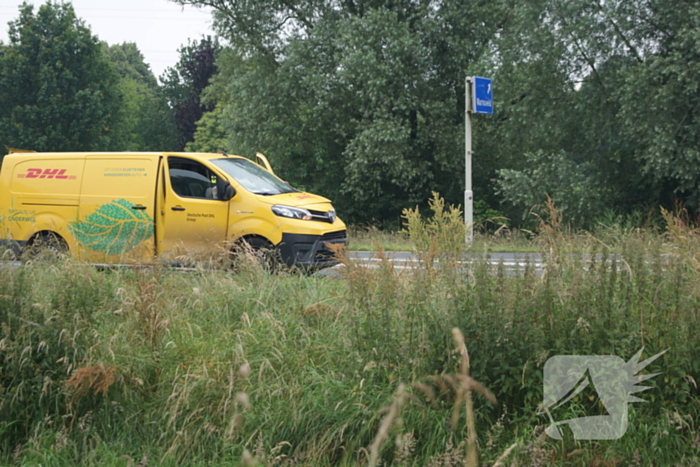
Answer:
[[168, 157, 219, 199]]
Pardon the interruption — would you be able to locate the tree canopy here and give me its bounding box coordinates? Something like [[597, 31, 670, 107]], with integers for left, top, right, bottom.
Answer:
[[0, 1, 121, 153], [489, 0, 698, 226], [171, 0, 700, 227], [173, 0, 503, 223], [2, 0, 699, 228], [161, 37, 220, 150], [105, 42, 178, 151]]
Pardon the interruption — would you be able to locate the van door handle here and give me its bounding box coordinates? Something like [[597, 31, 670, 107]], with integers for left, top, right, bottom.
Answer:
[[171, 206, 185, 211], [131, 205, 147, 210]]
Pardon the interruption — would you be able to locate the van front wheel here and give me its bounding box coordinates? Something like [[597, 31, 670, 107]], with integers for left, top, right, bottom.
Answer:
[[230, 237, 279, 272]]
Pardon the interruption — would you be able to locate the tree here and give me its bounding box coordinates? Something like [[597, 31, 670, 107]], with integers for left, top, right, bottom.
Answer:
[[177, 0, 700, 227], [492, 0, 693, 226], [175, 0, 506, 224], [161, 37, 220, 150], [0, 2, 121, 153], [616, 0, 700, 209], [488, 0, 642, 227], [105, 42, 178, 151], [185, 105, 228, 153]]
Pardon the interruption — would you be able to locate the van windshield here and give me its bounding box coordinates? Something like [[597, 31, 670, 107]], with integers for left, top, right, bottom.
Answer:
[[211, 158, 297, 196]]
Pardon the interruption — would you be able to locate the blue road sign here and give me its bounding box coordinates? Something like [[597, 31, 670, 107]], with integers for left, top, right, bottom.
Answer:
[[472, 76, 493, 114]]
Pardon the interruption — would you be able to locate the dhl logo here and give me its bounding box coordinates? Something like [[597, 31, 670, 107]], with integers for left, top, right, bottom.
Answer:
[[18, 168, 76, 180]]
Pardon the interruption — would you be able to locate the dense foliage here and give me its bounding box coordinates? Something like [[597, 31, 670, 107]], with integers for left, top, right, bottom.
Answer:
[[171, 0, 700, 227], [2, 0, 700, 225], [0, 2, 121, 153], [0, 3, 179, 157], [174, 0, 499, 224], [160, 37, 220, 150], [105, 43, 179, 151], [492, 0, 700, 227]]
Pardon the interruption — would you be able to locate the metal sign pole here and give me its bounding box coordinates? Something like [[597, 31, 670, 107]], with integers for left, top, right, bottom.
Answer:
[[464, 75, 492, 246], [465, 77, 473, 245]]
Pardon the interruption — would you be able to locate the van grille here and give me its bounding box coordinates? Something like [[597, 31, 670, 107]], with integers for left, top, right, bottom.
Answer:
[[308, 209, 336, 223], [314, 230, 347, 262], [320, 230, 346, 243]]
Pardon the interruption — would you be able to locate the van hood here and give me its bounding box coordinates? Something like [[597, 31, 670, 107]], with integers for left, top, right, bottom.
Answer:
[[255, 191, 332, 209]]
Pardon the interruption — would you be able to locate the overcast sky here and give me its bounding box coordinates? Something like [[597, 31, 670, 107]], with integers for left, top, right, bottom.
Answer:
[[0, 0, 217, 79]]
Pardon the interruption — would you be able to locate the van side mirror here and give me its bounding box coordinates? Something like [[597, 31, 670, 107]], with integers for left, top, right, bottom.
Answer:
[[218, 180, 235, 201]]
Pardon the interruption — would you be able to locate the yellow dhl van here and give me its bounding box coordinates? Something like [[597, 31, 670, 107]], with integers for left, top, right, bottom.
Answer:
[[0, 150, 346, 269]]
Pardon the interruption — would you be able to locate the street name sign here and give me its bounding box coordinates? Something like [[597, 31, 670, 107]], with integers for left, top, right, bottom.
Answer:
[[472, 76, 493, 114]]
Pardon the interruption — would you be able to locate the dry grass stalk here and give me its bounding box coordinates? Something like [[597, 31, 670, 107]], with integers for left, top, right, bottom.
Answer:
[[368, 383, 412, 467], [662, 206, 700, 271], [531, 195, 567, 266], [129, 269, 169, 352], [535, 195, 563, 239], [491, 441, 519, 467], [65, 364, 117, 404], [327, 241, 349, 268], [428, 374, 459, 396], [457, 374, 497, 406], [225, 364, 252, 442], [451, 328, 497, 467], [451, 328, 478, 467], [413, 382, 438, 408], [241, 449, 256, 466]]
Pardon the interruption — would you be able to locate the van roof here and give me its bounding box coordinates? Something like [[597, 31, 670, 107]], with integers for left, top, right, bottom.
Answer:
[[4, 151, 243, 161]]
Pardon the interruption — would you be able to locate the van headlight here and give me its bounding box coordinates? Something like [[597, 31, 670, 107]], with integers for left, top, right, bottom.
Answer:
[[272, 205, 312, 220]]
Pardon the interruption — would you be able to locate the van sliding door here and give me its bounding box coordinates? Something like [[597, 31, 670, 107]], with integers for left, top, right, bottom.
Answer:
[[75, 156, 159, 264]]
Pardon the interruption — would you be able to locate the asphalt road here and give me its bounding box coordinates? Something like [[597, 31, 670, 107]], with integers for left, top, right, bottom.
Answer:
[[315, 250, 548, 277], [347, 250, 544, 268], [5, 251, 596, 277]]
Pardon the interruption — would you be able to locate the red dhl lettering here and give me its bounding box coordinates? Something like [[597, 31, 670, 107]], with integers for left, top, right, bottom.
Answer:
[[18, 168, 76, 180]]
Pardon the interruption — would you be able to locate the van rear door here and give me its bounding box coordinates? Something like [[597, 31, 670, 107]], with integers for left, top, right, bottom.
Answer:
[[73, 155, 159, 263]]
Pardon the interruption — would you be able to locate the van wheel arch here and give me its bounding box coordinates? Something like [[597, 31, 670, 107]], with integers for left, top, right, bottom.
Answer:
[[26, 231, 69, 258], [230, 235, 279, 271]]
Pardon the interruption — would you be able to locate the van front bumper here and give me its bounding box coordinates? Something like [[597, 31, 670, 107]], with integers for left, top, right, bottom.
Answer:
[[278, 230, 347, 269]]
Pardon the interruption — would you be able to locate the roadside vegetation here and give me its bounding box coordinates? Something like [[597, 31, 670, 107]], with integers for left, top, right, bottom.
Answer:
[[1, 197, 698, 466], [349, 199, 662, 255]]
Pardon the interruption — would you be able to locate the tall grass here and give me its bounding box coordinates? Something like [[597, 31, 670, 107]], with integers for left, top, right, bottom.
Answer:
[[0, 197, 698, 466]]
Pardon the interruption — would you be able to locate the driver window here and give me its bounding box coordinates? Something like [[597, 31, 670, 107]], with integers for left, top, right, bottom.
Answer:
[[168, 157, 219, 199]]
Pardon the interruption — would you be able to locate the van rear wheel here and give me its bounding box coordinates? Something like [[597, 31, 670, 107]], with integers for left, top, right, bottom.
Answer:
[[25, 232, 68, 261]]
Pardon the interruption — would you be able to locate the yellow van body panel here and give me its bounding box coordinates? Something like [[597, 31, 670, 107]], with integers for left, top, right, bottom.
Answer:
[[0, 151, 346, 268], [76, 155, 160, 263], [2, 155, 83, 253]]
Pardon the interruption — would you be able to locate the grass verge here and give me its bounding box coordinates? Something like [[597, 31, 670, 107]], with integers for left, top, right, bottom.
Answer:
[[0, 198, 698, 466]]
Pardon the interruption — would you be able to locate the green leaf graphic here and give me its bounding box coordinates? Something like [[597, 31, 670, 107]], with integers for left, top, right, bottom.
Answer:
[[70, 199, 154, 255]]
